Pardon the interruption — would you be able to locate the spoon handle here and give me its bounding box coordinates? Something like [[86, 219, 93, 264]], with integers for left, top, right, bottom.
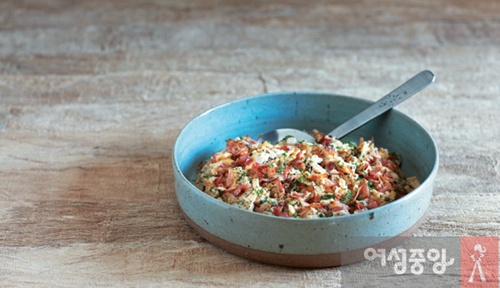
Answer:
[[328, 70, 435, 139]]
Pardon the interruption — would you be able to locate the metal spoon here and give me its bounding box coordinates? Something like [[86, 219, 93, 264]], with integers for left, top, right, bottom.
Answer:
[[258, 70, 435, 143]]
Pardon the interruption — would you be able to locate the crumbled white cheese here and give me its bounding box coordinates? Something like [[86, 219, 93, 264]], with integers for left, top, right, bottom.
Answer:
[[309, 154, 323, 164], [285, 136, 297, 145], [252, 151, 271, 164]]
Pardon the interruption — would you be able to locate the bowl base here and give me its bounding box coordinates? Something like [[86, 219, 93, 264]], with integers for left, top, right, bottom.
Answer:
[[181, 211, 428, 268]]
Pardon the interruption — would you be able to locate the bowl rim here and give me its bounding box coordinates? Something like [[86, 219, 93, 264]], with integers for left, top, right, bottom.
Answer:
[[173, 91, 439, 222]]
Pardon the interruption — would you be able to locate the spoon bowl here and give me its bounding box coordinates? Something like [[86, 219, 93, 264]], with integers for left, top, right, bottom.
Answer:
[[259, 70, 435, 143]]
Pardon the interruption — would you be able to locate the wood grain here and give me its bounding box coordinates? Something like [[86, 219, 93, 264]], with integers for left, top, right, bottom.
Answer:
[[1, 0, 499, 286]]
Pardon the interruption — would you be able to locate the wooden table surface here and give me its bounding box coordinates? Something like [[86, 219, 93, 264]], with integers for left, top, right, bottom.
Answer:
[[1, 0, 499, 287]]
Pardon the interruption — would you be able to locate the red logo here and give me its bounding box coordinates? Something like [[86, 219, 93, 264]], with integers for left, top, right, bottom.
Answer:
[[461, 236, 499, 288]]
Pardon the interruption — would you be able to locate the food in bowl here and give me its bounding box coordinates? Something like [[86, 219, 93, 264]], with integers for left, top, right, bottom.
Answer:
[[195, 129, 419, 219]]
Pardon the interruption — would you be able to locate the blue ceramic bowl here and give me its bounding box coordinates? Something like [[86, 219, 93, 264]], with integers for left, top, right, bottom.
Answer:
[[172, 92, 438, 267]]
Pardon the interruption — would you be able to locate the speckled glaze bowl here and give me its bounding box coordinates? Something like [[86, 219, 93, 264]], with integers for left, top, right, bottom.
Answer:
[[172, 92, 438, 268]]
